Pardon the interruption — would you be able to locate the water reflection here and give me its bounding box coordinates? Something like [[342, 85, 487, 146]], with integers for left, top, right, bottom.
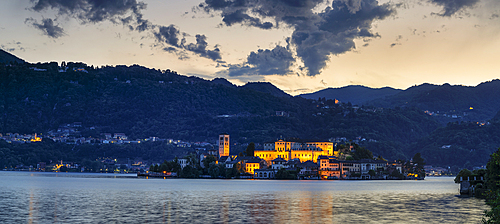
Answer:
[[0, 172, 488, 223]]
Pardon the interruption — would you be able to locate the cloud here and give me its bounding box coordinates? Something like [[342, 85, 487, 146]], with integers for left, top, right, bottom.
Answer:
[[153, 25, 222, 61], [29, 0, 223, 61], [154, 25, 183, 47], [30, 0, 151, 31], [427, 0, 480, 17], [221, 45, 295, 76], [199, 0, 395, 76], [25, 18, 65, 38], [221, 9, 274, 29], [185, 35, 222, 61]]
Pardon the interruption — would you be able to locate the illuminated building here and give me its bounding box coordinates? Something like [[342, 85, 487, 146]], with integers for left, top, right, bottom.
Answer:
[[30, 133, 42, 142], [254, 138, 336, 163], [244, 159, 261, 175], [218, 133, 230, 158], [318, 156, 341, 179]]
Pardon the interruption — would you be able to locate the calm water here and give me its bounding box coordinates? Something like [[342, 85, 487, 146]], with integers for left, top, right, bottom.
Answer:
[[0, 171, 488, 223]]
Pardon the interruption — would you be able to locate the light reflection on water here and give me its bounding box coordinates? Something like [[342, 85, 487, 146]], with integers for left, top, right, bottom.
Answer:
[[0, 172, 488, 223]]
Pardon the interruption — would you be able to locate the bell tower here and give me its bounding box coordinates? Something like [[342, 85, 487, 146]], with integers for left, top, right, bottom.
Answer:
[[218, 133, 230, 158]]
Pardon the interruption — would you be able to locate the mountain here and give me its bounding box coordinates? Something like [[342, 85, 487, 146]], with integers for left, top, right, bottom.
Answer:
[[211, 78, 235, 87], [298, 85, 401, 105], [0, 49, 25, 64], [368, 80, 500, 122], [241, 82, 291, 98], [0, 61, 443, 165], [2, 55, 498, 168]]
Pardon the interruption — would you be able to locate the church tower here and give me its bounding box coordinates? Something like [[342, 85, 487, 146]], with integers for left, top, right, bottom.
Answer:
[[218, 133, 230, 158]]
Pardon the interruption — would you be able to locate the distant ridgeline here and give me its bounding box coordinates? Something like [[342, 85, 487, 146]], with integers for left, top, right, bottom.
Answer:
[[301, 81, 500, 123], [1, 57, 500, 169]]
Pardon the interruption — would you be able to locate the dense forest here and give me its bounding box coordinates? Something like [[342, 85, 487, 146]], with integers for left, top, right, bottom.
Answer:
[[1, 59, 500, 169]]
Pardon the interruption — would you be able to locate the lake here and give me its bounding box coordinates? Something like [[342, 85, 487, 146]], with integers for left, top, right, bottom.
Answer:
[[0, 171, 488, 223]]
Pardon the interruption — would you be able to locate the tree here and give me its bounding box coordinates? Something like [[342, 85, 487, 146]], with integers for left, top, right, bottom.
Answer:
[[276, 168, 295, 179], [368, 169, 376, 178], [389, 169, 404, 179], [203, 155, 217, 170], [454, 169, 473, 183], [159, 162, 168, 172], [483, 148, 500, 223], [412, 152, 426, 179], [353, 146, 373, 160], [487, 149, 500, 191], [246, 142, 255, 157]]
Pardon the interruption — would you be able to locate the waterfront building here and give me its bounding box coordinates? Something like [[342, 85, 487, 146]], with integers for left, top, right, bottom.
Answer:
[[254, 169, 275, 179], [339, 159, 389, 179], [254, 138, 336, 163], [318, 156, 341, 179], [218, 133, 230, 158], [297, 161, 319, 177], [245, 159, 261, 175]]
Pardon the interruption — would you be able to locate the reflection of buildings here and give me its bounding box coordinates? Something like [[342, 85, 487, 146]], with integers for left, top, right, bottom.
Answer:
[[255, 139, 336, 163]]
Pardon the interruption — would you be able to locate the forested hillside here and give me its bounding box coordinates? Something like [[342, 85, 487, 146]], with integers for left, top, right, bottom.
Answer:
[[299, 85, 401, 105], [1, 61, 500, 169], [368, 81, 500, 122], [408, 120, 500, 169], [0, 49, 24, 64]]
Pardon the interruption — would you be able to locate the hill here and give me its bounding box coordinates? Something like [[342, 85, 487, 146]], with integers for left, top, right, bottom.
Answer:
[[368, 81, 500, 122], [211, 78, 235, 87], [0, 61, 444, 167], [407, 120, 500, 169], [0, 49, 25, 64], [298, 85, 401, 105], [240, 82, 291, 98]]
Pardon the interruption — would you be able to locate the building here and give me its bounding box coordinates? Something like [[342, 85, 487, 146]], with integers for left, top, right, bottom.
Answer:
[[254, 169, 275, 179], [271, 158, 288, 170], [254, 138, 336, 163], [218, 133, 230, 158], [318, 156, 341, 179], [178, 158, 188, 169], [339, 159, 389, 179], [245, 159, 261, 175]]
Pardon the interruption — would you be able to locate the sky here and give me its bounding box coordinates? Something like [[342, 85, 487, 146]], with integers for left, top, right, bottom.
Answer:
[[1, 0, 499, 95]]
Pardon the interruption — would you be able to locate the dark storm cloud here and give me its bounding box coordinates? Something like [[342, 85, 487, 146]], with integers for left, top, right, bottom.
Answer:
[[30, 0, 152, 31], [224, 45, 295, 76], [153, 25, 222, 61], [25, 18, 65, 38], [198, 0, 324, 29], [427, 0, 480, 17], [199, 0, 394, 76]]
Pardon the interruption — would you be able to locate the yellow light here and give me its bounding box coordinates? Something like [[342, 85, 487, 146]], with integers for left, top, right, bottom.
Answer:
[[470, 107, 473, 110]]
